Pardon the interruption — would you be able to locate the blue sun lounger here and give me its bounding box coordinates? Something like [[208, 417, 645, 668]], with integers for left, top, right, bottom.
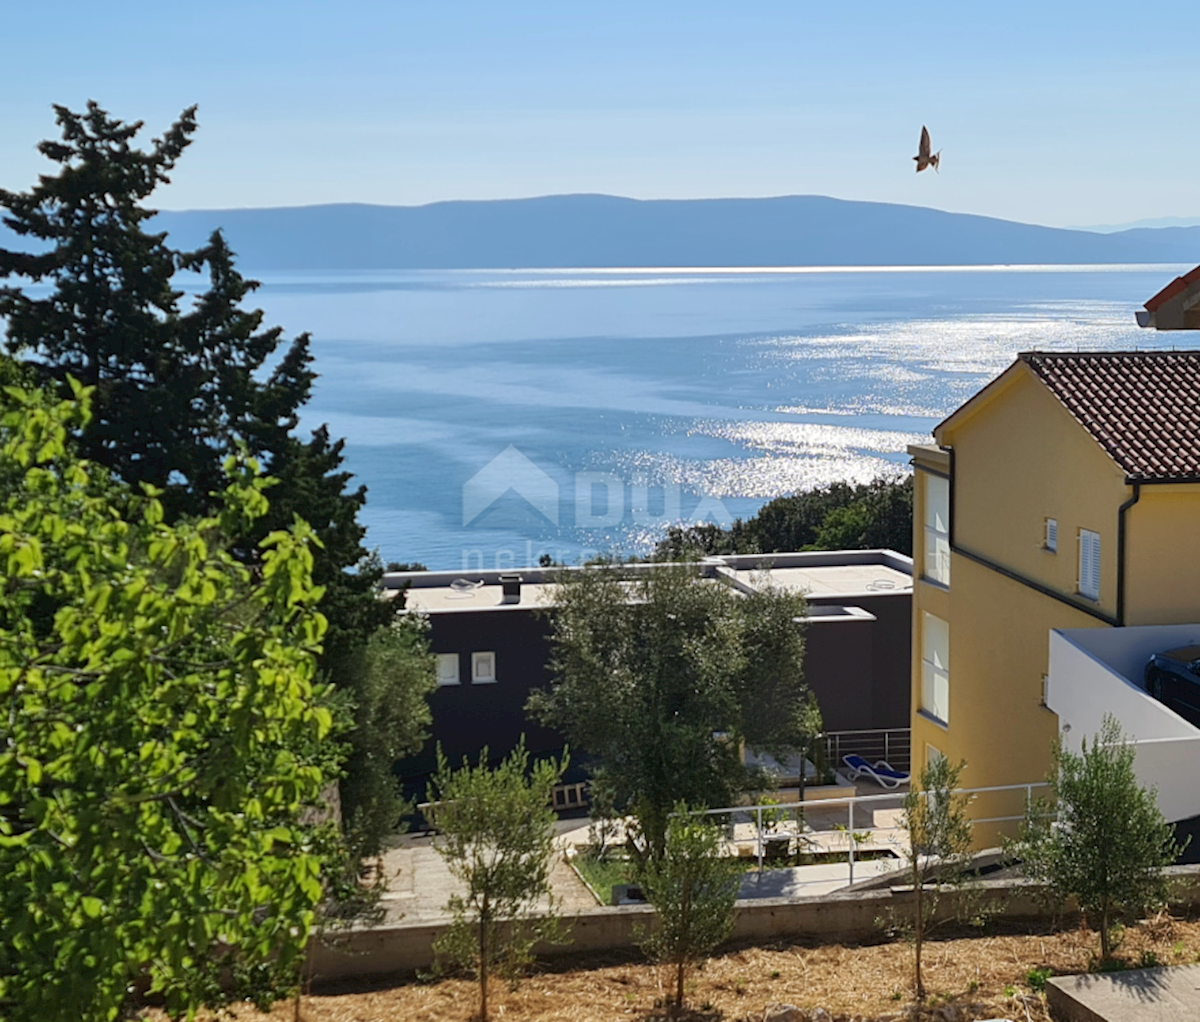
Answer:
[[842, 754, 910, 789]]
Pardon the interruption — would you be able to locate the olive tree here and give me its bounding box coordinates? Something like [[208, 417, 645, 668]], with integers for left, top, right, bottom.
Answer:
[[639, 805, 740, 1012], [529, 563, 809, 861], [895, 756, 976, 1000], [427, 740, 568, 1022], [1017, 715, 1181, 960], [0, 381, 333, 1022]]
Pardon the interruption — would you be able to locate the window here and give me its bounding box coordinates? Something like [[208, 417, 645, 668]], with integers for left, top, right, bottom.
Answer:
[[925, 743, 945, 768], [1077, 529, 1100, 601], [923, 474, 950, 586], [472, 651, 496, 684], [436, 653, 460, 686], [1044, 517, 1057, 553], [920, 612, 950, 724]]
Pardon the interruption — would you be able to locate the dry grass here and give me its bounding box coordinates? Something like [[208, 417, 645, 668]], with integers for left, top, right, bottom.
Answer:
[[146, 915, 1200, 1022]]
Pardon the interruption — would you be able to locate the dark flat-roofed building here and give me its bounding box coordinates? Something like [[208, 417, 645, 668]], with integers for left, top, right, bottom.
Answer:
[[384, 550, 913, 797]]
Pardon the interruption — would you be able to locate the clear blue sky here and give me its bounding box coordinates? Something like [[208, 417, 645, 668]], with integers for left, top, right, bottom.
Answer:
[[2, 1, 1195, 227]]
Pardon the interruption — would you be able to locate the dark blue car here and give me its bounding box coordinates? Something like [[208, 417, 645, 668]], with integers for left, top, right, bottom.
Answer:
[[1144, 644, 1200, 728]]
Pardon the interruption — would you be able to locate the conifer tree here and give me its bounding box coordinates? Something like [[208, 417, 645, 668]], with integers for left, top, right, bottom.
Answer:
[[0, 102, 422, 858]]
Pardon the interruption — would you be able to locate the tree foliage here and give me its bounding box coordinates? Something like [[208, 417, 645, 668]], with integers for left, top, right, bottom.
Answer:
[[639, 806, 740, 1011], [656, 476, 913, 559], [338, 615, 436, 855], [1016, 716, 1181, 961], [0, 382, 332, 1022], [528, 564, 810, 860], [895, 756, 977, 1000], [427, 740, 567, 1022], [0, 102, 415, 857]]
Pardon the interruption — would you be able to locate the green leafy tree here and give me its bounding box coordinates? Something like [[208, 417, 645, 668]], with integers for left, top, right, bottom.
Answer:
[[0, 382, 332, 1022], [639, 806, 740, 1013], [528, 564, 809, 861], [895, 756, 976, 1000], [427, 740, 568, 1022], [0, 102, 415, 858], [1016, 715, 1182, 961], [656, 476, 913, 559], [339, 615, 436, 854]]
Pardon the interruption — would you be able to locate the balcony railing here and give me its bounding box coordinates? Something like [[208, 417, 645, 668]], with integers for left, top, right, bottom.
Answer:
[[823, 727, 911, 773]]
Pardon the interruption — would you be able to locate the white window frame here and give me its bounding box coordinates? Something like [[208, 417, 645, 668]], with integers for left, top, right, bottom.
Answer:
[[1077, 529, 1100, 601], [920, 611, 950, 725], [923, 474, 950, 586], [925, 743, 945, 768], [1044, 517, 1057, 553], [471, 651, 497, 684], [436, 653, 460, 686]]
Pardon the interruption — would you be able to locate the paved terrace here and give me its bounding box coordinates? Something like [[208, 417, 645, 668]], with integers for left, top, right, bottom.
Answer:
[[376, 776, 911, 925]]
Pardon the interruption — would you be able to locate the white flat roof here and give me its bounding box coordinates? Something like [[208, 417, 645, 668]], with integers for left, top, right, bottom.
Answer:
[[730, 563, 912, 597], [402, 581, 560, 613], [387, 549, 913, 614]]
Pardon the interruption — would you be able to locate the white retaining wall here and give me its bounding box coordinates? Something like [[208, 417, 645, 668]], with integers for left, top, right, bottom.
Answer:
[[1048, 626, 1200, 822]]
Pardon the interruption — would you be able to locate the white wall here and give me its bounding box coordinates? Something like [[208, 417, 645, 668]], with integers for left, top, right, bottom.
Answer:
[[1121, 736, 1200, 823], [1054, 624, 1200, 694], [1048, 626, 1200, 822]]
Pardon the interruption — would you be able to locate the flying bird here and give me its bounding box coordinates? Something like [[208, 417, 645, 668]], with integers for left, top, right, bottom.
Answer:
[[913, 125, 940, 173]]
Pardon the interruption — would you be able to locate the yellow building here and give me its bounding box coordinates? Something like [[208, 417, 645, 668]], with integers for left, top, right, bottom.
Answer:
[[908, 350, 1200, 840]]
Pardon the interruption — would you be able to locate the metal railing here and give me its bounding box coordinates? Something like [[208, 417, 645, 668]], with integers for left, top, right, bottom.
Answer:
[[690, 780, 1049, 883], [823, 727, 912, 773]]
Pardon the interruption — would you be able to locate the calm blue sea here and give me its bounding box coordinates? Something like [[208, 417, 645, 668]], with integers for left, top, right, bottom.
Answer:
[[236, 265, 1186, 571]]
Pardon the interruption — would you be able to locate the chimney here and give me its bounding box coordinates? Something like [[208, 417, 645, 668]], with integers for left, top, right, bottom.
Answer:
[[499, 573, 522, 605]]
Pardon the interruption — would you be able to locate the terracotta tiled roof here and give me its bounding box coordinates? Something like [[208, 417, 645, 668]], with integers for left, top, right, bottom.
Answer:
[[1144, 265, 1200, 312], [1020, 351, 1200, 480]]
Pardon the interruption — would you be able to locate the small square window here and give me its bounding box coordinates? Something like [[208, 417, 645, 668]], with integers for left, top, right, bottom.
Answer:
[[925, 743, 945, 768], [472, 651, 496, 684], [436, 653, 460, 686], [1044, 518, 1057, 553]]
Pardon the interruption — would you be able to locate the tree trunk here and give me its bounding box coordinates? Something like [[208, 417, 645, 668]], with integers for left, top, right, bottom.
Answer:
[[913, 866, 925, 1000], [1100, 903, 1110, 962], [676, 877, 691, 1009], [479, 904, 489, 1022]]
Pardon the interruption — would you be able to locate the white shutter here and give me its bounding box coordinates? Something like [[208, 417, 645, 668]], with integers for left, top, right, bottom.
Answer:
[[921, 612, 950, 723], [1045, 518, 1057, 552], [1078, 529, 1100, 600], [1089, 532, 1101, 598], [924, 475, 951, 585]]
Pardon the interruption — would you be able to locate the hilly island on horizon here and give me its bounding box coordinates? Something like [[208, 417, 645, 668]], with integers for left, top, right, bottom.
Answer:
[[6, 194, 1192, 272]]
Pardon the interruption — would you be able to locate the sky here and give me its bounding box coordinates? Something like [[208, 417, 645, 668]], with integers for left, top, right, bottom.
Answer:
[[2, 1, 1196, 228]]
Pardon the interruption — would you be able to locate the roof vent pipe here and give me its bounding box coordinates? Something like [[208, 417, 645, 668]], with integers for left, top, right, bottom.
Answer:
[[499, 573, 522, 605]]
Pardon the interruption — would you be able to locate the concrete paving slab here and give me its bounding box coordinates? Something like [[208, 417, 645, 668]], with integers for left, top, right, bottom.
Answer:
[[736, 857, 904, 900], [1046, 964, 1200, 1022], [375, 834, 597, 925]]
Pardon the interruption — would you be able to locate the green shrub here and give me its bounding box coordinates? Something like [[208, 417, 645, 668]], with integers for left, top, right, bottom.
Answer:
[[1026, 966, 1053, 992]]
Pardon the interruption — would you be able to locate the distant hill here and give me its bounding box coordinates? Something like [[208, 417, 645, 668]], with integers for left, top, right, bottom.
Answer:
[[4, 194, 1200, 270], [1072, 215, 1200, 233]]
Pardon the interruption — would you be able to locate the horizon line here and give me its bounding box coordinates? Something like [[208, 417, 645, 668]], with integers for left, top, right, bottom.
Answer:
[[193, 263, 1194, 278]]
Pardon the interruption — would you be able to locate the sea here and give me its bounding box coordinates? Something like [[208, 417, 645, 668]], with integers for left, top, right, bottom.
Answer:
[[229, 264, 1188, 571]]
